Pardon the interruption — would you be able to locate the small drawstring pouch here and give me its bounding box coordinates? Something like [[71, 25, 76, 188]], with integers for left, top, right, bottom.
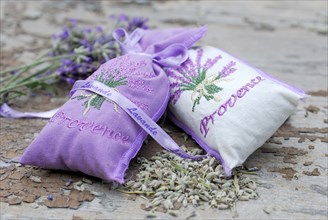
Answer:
[[20, 27, 207, 183]]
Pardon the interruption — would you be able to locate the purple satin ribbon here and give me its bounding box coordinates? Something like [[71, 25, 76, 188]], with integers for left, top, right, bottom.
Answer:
[[70, 80, 205, 160], [0, 103, 59, 118], [112, 28, 144, 54], [113, 28, 189, 68]]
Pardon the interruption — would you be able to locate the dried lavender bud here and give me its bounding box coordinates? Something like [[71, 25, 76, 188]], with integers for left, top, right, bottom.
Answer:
[[119, 142, 258, 216], [47, 194, 53, 201], [0, 15, 149, 104], [51, 15, 149, 84]]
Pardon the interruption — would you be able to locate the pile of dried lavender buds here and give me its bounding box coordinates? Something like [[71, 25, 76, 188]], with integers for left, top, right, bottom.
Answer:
[[119, 147, 258, 215]]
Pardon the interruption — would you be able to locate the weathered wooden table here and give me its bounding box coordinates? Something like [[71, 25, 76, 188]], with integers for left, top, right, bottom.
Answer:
[[1, 1, 327, 219]]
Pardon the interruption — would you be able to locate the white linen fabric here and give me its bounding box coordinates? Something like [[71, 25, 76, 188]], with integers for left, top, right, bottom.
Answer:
[[166, 46, 305, 176]]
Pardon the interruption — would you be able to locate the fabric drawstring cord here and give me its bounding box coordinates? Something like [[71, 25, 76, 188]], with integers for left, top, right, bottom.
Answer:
[[0, 103, 60, 118]]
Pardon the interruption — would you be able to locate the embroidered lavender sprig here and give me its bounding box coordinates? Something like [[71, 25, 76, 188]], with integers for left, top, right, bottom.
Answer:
[[181, 68, 223, 112], [0, 15, 148, 105], [167, 48, 224, 111], [72, 69, 127, 115]]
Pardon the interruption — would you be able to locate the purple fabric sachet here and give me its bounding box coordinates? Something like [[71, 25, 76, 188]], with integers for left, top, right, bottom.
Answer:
[[20, 27, 207, 183]]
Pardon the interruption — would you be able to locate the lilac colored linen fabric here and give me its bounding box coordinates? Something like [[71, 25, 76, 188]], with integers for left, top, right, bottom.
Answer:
[[20, 27, 206, 183]]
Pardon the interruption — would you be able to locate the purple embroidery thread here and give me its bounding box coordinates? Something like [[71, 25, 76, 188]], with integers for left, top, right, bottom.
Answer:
[[216, 47, 306, 98], [127, 78, 154, 93], [49, 111, 130, 144], [89, 56, 151, 82], [200, 75, 265, 137], [219, 61, 237, 78], [127, 107, 158, 135], [130, 100, 149, 111]]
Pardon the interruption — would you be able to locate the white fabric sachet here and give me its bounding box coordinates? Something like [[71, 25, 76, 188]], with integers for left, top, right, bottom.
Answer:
[[166, 46, 305, 176]]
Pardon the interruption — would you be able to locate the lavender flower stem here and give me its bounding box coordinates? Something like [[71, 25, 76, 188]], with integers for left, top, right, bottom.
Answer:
[[2, 67, 31, 90], [1, 51, 98, 90], [0, 74, 58, 95], [0, 15, 149, 105], [1, 64, 59, 97], [0, 52, 91, 75], [15, 63, 60, 85], [0, 74, 14, 84]]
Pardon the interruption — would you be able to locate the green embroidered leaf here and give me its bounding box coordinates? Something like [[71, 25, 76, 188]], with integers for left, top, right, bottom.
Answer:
[[102, 75, 127, 88], [82, 100, 88, 107], [191, 68, 204, 85], [98, 97, 106, 109], [204, 94, 214, 101], [179, 68, 225, 112], [92, 96, 102, 110], [192, 96, 201, 112], [205, 84, 222, 94], [72, 95, 87, 100], [75, 70, 128, 115], [214, 74, 221, 81], [181, 68, 208, 92], [180, 83, 196, 91], [96, 74, 105, 83]]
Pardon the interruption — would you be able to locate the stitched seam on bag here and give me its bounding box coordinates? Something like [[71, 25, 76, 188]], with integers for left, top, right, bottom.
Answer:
[[255, 68, 306, 98]]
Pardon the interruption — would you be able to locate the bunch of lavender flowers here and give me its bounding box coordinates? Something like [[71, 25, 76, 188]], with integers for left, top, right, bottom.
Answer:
[[0, 15, 149, 105]]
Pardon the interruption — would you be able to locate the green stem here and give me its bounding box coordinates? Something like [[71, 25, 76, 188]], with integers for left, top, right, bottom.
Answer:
[[0, 54, 73, 75], [0, 74, 58, 95], [0, 51, 49, 76], [15, 63, 60, 85], [1, 49, 101, 75], [4, 66, 32, 89], [2, 52, 93, 89], [0, 74, 15, 84]]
